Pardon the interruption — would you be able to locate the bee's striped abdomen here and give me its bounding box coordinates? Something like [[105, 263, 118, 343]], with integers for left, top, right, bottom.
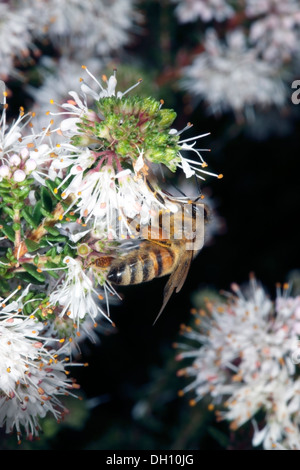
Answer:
[[107, 242, 177, 286]]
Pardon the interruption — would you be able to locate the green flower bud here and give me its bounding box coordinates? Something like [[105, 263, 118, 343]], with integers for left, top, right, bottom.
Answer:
[[157, 109, 177, 128]]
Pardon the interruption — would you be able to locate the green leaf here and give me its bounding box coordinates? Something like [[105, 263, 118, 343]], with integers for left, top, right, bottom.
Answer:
[[45, 179, 62, 200], [15, 271, 44, 285], [44, 261, 60, 279], [1, 206, 14, 218], [42, 235, 68, 242], [0, 279, 10, 294], [1, 224, 15, 242], [21, 207, 39, 229], [24, 239, 40, 252], [32, 200, 43, 226], [23, 263, 46, 283], [46, 247, 57, 258], [40, 207, 52, 217], [45, 225, 60, 236], [41, 186, 53, 212]]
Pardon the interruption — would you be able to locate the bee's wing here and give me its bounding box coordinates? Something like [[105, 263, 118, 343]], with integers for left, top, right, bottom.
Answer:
[[153, 249, 194, 325]]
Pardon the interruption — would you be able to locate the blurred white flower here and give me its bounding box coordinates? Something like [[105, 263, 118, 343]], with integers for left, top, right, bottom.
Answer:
[[45, 307, 116, 353], [246, 0, 300, 18], [180, 29, 287, 118], [176, 276, 300, 450], [172, 0, 234, 23], [28, 57, 106, 131], [0, 3, 38, 79], [29, 0, 142, 57], [246, 0, 300, 64]]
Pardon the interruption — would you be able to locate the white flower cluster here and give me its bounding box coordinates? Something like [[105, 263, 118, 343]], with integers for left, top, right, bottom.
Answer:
[[0, 0, 141, 79], [177, 0, 300, 118], [28, 0, 142, 57], [0, 85, 52, 185], [0, 287, 78, 443], [27, 57, 105, 131], [246, 0, 300, 63], [172, 0, 234, 23], [0, 66, 220, 441], [176, 276, 300, 450], [0, 82, 113, 440], [44, 68, 221, 232], [0, 2, 37, 79], [181, 30, 286, 118]]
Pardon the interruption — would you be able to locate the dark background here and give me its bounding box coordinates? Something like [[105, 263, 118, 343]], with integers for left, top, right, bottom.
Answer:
[[1, 0, 299, 451]]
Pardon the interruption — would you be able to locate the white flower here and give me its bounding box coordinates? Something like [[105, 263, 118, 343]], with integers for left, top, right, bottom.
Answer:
[[246, 0, 300, 64], [0, 286, 77, 442], [0, 354, 76, 443], [180, 29, 287, 118], [47, 68, 221, 232], [0, 82, 56, 185], [48, 256, 113, 326], [28, 0, 142, 57], [172, 127, 222, 181], [172, 0, 234, 23], [45, 308, 116, 353], [0, 3, 37, 79], [176, 276, 300, 450], [28, 57, 106, 131], [246, 0, 300, 18]]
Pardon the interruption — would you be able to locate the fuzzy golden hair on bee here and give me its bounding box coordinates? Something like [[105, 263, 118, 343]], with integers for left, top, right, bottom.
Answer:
[[95, 195, 208, 324]]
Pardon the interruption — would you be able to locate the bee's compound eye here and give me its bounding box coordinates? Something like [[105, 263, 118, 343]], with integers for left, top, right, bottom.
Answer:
[[107, 267, 119, 283], [107, 262, 126, 284]]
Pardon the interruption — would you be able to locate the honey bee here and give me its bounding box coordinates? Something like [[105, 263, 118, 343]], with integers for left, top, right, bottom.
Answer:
[[104, 193, 208, 323]]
